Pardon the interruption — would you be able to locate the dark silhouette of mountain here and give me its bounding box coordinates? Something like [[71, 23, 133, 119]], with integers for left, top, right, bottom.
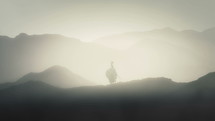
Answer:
[[106, 77, 180, 96], [184, 72, 215, 98], [115, 77, 178, 90], [1, 72, 215, 99], [0, 82, 14, 90], [189, 72, 215, 88], [0, 81, 58, 97], [1, 73, 215, 121], [17, 65, 94, 88], [0, 77, 179, 99], [0, 80, 63, 108], [60, 77, 179, 100]]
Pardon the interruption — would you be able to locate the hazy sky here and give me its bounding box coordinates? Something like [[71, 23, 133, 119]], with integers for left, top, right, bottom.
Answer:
[[1, 0, 215, 41]]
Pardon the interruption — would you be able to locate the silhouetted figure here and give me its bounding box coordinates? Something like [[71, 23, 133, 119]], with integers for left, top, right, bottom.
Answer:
[[106, 61, 117, 84]]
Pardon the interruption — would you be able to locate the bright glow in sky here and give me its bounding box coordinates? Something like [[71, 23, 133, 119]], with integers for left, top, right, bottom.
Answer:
[[1, 0, 215, 41]]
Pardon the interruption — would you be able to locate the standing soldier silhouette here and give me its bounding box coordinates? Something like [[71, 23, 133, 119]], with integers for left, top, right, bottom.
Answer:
[[106, 61, 117, 84]]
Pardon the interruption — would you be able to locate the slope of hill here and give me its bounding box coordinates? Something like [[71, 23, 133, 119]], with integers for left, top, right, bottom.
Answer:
[[0, 80, 63, 106], [17, 65, 94, 88], [187, 72, 215, 92], [0, 82, 14, 90], [0, 81, 58, 96], [0, 73, 215, 121]]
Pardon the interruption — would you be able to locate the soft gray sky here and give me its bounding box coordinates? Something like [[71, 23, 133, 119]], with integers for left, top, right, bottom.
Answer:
[[0, 0, 215, 41]]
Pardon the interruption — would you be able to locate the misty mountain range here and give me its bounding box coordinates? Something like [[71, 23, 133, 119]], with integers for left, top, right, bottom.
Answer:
[[95, 27, 215, 80], [0, 33, 119, 84], [0, 27, 215, 84], [0, 35, 214, 120], [0, 64, 214, 98], [0, 64, 215, 99]]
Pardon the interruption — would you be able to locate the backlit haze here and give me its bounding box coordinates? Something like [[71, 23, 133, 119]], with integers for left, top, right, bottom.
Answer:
[[1, 0, 215, 41], [0, 0, 215, 85]]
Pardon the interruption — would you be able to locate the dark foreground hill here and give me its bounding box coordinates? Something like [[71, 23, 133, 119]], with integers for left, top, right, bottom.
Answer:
[[0, 72, 215, 121]]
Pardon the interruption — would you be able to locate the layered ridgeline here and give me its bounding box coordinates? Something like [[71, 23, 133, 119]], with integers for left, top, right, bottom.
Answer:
[[0, 33, 119, 84], [95, 27, 215, 50], [94, 27, 215, 82], [1, 27, 215, 84], [0, 71, 215, 99], [0, 33, 81, 83]]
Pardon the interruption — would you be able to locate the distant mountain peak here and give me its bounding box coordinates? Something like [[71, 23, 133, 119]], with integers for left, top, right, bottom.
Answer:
[[17, 65, 93, 88], [43, 65, 70, 73], [15, 33, 29, 39]]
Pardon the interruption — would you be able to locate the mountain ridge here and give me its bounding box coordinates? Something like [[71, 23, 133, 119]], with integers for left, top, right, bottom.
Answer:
[[17, 65, 94, 88]]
